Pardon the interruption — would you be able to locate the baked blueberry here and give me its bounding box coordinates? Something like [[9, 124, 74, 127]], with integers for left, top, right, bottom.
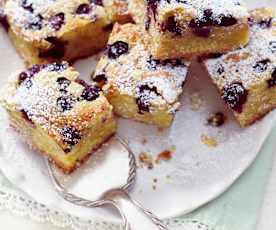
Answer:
[[26, 14, 44, 30], [57, 77, 71, 92], [39, 37, 65, 59], [253, 59, 271, 73], [258, 18, 273, 28], [136, 84, 159, 113], [18, 64, 44, 86], [107, 41, 129, 59], [90, 0, 103, 6], [161, 16, 182, 35], [267, 68, 276, 87], [76, 4, 91, 14], [49, 12, 65, 31], [0, 8, 9, 31], [92, 74, 107, 84], [222, 82, 248, 113], [81, 85, 101, 101], [269, 41, 276, 53], [21, 0, 34, 13], [60, 126, 81, 146], [21, 109, 34, 125], [217, 15, 237, 27], [217, 64, 225, 75], [57, 95, 75, 111], [47, 62, 67, 72]]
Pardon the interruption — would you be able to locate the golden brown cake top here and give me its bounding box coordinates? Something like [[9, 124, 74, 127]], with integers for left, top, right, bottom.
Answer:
[[1, 62, 113, 152], [205, 8, 276, 89], [4, 0, 130, 41], [94, 23, 189, 113], [146, 0, 249, 32]]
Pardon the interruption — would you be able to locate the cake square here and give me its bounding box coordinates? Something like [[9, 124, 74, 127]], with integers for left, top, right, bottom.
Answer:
[[2, 0, 132, 65], [93, 23, 190, 127], [142, 0, 250, 59], [203, 8, 276, 127], [0, 62, 116, 173]]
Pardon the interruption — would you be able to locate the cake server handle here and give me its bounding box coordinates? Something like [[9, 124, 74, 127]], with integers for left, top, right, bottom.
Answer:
[[103, 189, 169, 230]]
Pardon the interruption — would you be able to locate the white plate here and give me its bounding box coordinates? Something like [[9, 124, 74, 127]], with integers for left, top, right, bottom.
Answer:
[[0, 0, 275, 223]]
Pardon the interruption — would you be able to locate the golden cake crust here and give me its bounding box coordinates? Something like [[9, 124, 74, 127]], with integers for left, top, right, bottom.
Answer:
[[93, 23, 190, 127], [1, 62, 116, 173], [3, 0, 133, 65], [204, 8, 276, 127], [141, 0, 250, 59]]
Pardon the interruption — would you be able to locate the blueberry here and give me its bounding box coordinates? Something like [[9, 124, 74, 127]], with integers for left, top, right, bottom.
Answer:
[[217, 15, 237, 27], [0, 8, 9, 31], [189, 9, 213, 28], [191, 27, 211, 37], [217, 65, 225, 75], [26, 14, 44, 30], [258, 18, 272, 29], [207, 112, 226, 127], [18, 64, 44, 87], [57, 77, 71, 92], [205, 53, 223, 60], [76, 4, 91, 14], [92, 74, 107, 84], [136, 84, 159, 113], [90, 0, 103, 6], [161, 16, 182, 35], [267, 68, 276, 88], [49, 12, 65, 31], [21, 0, 34, 13], [147, 0, 160, 18], [222, 82, 248, 113], [39, 37, 65, 59], [21, 109, 34, 125], [269, 41, 276, 53], [81, 85, 101, 101], [147, 56, 184, 69], [107, 41, 129, 59], [57, 95, 75, 111], [253, 59, 271, 73], [47, 62, 67, 72], [75, 78, 89, 88], [60, 126, 81, 146]]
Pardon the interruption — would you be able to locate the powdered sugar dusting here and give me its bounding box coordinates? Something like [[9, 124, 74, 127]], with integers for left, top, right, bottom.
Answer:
[[205, 17, 276, 88], [95, 24, 189, 112], [1, 64, 110, 149], [159, 0, 248, 22], [4, 0, 110, 40]]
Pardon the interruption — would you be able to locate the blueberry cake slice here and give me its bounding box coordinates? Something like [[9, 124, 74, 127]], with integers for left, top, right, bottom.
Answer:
[[93, 23, 190, 127], [2, 0, 132, 65], [203, 8, 276, 127], [142, 0, 250, 59], [0, 62, 116, 173]]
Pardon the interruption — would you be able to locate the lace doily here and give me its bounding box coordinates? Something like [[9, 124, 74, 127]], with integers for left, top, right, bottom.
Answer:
[[0, 171, 213, 230]]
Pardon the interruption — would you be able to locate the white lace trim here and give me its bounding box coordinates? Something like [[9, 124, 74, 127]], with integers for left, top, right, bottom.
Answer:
[[0, 173, 212, 230]]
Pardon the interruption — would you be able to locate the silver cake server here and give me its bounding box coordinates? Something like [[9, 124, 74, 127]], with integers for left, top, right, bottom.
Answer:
[[45, 136, 168, 230]]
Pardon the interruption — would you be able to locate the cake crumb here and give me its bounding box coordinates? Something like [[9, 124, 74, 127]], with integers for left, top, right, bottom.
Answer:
[[141, 138, 147, 144], [156, 150, 173, 164], [207, 112, 226, 127], [189, 92, 203, 111], [139, 152, 154, 169], [201, 134, 218, 148], [157, 127, 164, 132]]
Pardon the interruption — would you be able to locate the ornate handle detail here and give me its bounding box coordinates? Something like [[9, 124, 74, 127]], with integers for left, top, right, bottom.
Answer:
[[104, 189, 169, 230]]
